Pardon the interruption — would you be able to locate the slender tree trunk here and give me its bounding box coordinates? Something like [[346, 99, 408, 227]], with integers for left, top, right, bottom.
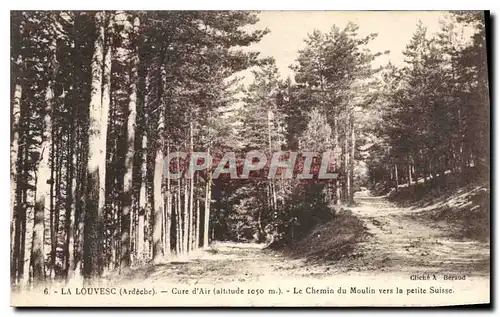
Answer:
[[188, 123, 194, 252], [411, 164, 416, 183], [20, 143, 33, 286], [99, 11, 112, 272], [11, 68, 22, 285], [31, 34, 58, 283], [152, 51, 165, 263], [65, 122, 77, 279], [257, 208, 264, 242], [12, 150, 24, 285], [183, 160, 189, 254], [137, 118, 147, 261], [75, 136, 85, 280], [161, 186, 165, 252], [100, 11, 112, 207], [152, 107, 164, 262], [23, 168, 35, 286], [14, 141, 26, 285], [136, 48, 148, 260], [121, 17, 139, 269], [345, 113, 351, 204], [349, 118, 355, 204], [164, 142, 171, 255], [49, 131, 60, 280], [334, 117, 341, 206], [266, 108, 277, 210], [71, 13, 88, 282], [394, 164, 399, 191], [84, 11, 105, 279], [422, 152, 428, 183], [266, 106, 275, 239], [176, 176, 181, 254], [203, 146, 211, 248], [195, 195, 200, 249], [408, 160, 412, 186], [153, 143, 164, 262], [11, 13, 25, 285]]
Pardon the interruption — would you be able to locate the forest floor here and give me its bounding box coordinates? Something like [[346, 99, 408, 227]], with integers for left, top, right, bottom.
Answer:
[[113, 188, 489, 287]]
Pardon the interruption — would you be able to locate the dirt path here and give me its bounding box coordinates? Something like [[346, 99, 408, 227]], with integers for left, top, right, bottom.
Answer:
[[115, 189, 489, 285], [347, 189, 490, 276]]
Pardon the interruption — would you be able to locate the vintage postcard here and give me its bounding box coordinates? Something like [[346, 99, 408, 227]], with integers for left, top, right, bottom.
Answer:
[[10, 10, 490, 307]]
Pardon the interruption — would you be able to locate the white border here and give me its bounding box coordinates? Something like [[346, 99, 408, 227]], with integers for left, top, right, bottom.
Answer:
[[1, 1, 497, 316]]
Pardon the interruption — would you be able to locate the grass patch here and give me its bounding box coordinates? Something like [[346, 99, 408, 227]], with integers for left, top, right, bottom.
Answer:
[[272, 210, 370, 263]]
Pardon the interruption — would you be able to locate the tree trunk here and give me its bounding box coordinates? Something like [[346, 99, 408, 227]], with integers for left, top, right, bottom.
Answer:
[[408, 161, 412, 185], [10, 13, 25, 284], [12, 142, 25, 285], [13, 142, 25, 285], [349, 118, 355, 204], [121, 17, 139, 269], [65, 123, 77, 279], [203, 146, 212, 248], [334, 117, 341, 206], [188, 122, 194, 252], [31, 33, 57, 284], [23, 169, 35, 286], [136, 42, 148, 261], [394, 164, 399, 191], [137, 119, 147, 262], [75, 136, 85, 280], [195, 195, 200, 249], [20, 144, 34, 286], [84, 11, 105, 279], [100, 12, 112, 272], [152, 138, 164, 262], [49, 129, 57, 279], [164, 142, 171, 255], [266, 107, 277, 210], [345, 113, 351, 204], [176, 178, 181, 254], [152, 50, 165, 263], [11, 68, 22, 285], [183, 163, 189, 254]]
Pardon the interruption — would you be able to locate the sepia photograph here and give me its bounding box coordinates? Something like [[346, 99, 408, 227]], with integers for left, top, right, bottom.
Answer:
[[9, 10, 490, 307]]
